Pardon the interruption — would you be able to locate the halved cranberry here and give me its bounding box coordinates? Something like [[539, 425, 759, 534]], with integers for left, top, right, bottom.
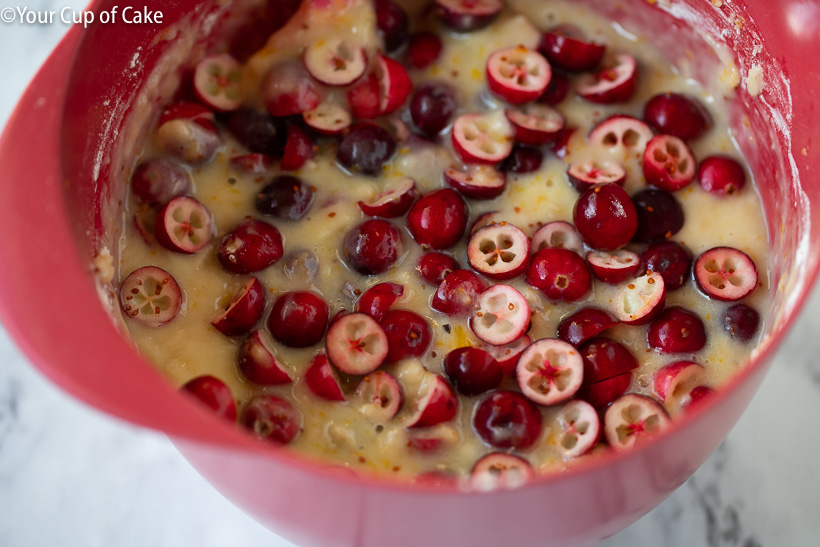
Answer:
[[262, 61, 321, 116], [155, 196, 213, 254], [217, 218, 284, 273], [604, 394, 670, 451], [238, 330, 292, 386], [326, 312, 389, 375], [358, 178, 418, 218], [643, 135, 696, 191], [631, 189, 684, 242], [588, 115, 653, 155], [354, 370, 403, 422], [468, 223, 530, 280], [517, 338, 584, 406], [555, 399, 601, 459], [478, 334, 531, 376], [435, 0, 502, 32], [337, 123, 397, 176], [347, 73, 382, 119], [407, 188, 468, 250], [500, 145, 543, 174], [573, 183, 638, 251], [486, 46, 552, 104], [132, 159, 191, 207], [613, 273, 666, 328], [473, 390, 542, 449], [342, 219, 403, 275], [381, 309, 432, 364], [255, 175, 315, 221], [576, 372, 630, 410], [193, 53, 242, 112], [694, 247, 758, 301], [579, 337, 639, 385], [305, 353, 345, 401], [540, 28, 605, 72], [550, 126, 577, 159], [431, 269, 486, 316], [644, 92, 712, 141], [242, 394, 302, 445], [302, 38, 367, 87], [576, 53, 637, 104], [303, 102, 352, 136], [444, 347, 503, 396], [723, 303, 761, 341], [567, 160, 626, 192], [280, 124, 316, 171], [411, 83, 457, 138], [225, 108, 287, 156], [641, 241, 692, 291], [230, 153, 275, 175], [267, 291, 329, 348], [531, 221, 584, 254], [470, 453, 533, 491], [181, 375, 236, 422], [156, 110, 221, 165], [557, 308, 618, 347], [470, 211, 502, 236], [120, 266, 182, 327], [698, 156, 746, 196], [451, 112, 515, 164], [648, 307, 707, 353], [653, 360, 705, 405], [406, 32, 443, 69], [445, 164, 507, 200], [375, 0, 409, 52], [538, 72, 570, 105], [405, 373, 459, 428], [587, 250, 641, 284], [417, 252, 460, 285], [356, 282, 404, 323], [680, 385, 715, 412], [505, 104, 565, 146], [211, 277, 266, 336], [470, 284, 530, 346], [526, 248, 591, 302], [375, 54, 413, 115]]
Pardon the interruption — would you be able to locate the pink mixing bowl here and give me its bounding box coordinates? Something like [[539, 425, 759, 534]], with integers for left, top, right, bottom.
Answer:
[[1, 0, 818, 545]]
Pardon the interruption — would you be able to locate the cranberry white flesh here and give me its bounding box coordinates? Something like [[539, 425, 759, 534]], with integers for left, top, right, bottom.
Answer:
[[405, 374, 458, 428], [406, 32, 443, 69], [444, 165, 507, 200], [120, 266, 182, 327], [238, 330, 292, 386], [680, 385, 715, 412], [473, 390, 542, 449], [641, 241, 692, 291], [604, 394, 671, 452], [181, 375, 236, 422], [698, 156, 746, 196], [230, 153, 275, 175], [468, 223, 529, 280], [694, 247, 758, 301], [567, 160, 626, 192], [723, 303, 761, 341], [587, 249, 641, 285], [154, 196, 213, 254], [337, 123, 397, 176], [326, 312, 389, 375], [417, 252, 459, 285], [451, 112, 515, 164], [303, 38, 367, 86], [648, 307, 707, 353], [343, 219, 403, 275], [376, 54, 413, 115], [653, 360, 706, 404], [193, 53, 242, 112], [517, 338, 584, 406], [642, 135, 696, 191], [632, 189, 685, 242], [576, 53, 637, 104], [431, 269, 486, 316], [242, 394, 302, 445], [217, 218, 284, 274], [155, 117, 221, 165], [381, 309, 432, 364], [354, 370, 403, 422], [588, 115, 654, 155], [435, 0, 502, 32], [255, 175, 315, 221], [486, 46, 552, 104], [268, 291, 329, 348], [478, 334, 531, 376], [573, 183, 638, 251], [132, 159, 191, 207], [557, 308, 618, 347], [540, 28, 606, 72], [613, 271, 667, 325], [263, 61, 321, 116], [556, 399, 600, 459], [356, 282, 404, 323], [305, 353, 346, 401], [470, 285, 530, 346], [303, 102, 352, 135], [411, 83, 458, 138], [470, 453, 533, 491], [526, 247, 592, 302], [358, 178, 418, 218], [407, 188, 468, 250], [505, 104, 565, 146], [644, 92, 712, 141], [531, 221, 584, 254], [211, 277, 266, 336]]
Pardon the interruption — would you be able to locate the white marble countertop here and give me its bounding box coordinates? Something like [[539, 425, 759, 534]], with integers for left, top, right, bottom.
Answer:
[[1, 4, 819, 546]]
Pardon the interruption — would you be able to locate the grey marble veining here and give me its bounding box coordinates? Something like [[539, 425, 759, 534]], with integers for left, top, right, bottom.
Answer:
[[2, 6, 820, 547]]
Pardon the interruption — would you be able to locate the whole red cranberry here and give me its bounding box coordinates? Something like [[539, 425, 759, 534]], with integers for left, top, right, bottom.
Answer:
[[407, 188, 468, 250], [698, 156, 746, 196], [255, 175, 315, 220], [557, 308, 618, 347], [406, 32, 443, 69], [242, 394, 302, 445], [417, 252, 459, 285], [648, 307, 707, 353], [723, 303, 760, 342], [443, 347, 503, 396], [641, 241, 692, 291], [375, 0, 409, 52], [181, 375, 237, 422], [573, 183, 638, 250], [526, 248, 591, 302], [631, 189, 685, 242], [430, 269, 485, 316], [381, 309, 432, 363], [267, 291, 329, 348], [225, 107, 287, 156], [218, 218, 284, 274], [410, 83, 458, 138], [473, 391, 543, 450], [343, 219, 403, 275], [337, 123, 397, 176], [132, 158, 191, 207], [579, 337, 639, 385], [644, 92, 712, 141]]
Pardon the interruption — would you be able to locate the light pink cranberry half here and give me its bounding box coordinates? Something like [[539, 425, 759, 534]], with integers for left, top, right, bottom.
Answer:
[[531, 221, 584, 254], [154, 196, 214, 254], [694, 246, 758, 301], [586, 249, 641, 284], [181, 375, 237, 422], [353, 370, 403, 422], [302, 38, 367, 86], [405, 373, 459, 429], [358, 178, 418, 218], [326, 312, 389, 376], [516, 338, 584, 406], [303, 102, 352, 135], [444, 165, 507, 200], [486, 45, 552, 104], [470, 285, 530, 346], [431, 269, 486, 316], [305, 353, 346, 402], [211, 277, 266, 336], [505, 104, 565, 146], [451, 112, 515, 164], [238, 330, 293, 386], [470, 453, 533, 492], [612, 271, 667, 325], [653, 360, 706, 408], [478, 334, 532, 376], [576, 53, 637, 104], [604, 394, 671, 452], [567, 160, 626, 192], [588, 115, 654, 155], [555, 399, 601, 459], [262, 61, 321, 117], [643, 135, 696, 191], [468, 223, 530, 280], [193, 53, 243, 112], [119, 266, 183, 327]]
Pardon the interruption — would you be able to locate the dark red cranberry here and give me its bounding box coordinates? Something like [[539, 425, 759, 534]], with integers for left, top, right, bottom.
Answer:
[[255, 175, 315, 221], [375, 0, 409, 53], [356, 282, 403, 322], [337, 123, 397, 176], [631, 189, 685, 243], [557, 308, 618, 347], [343, 219, 403, 275], [225, 107, 287, 156], [550, 126, 576, 159], [237, 331, 292, 386], [573, 183, 638, 250], [576, 372, 630, 409], [181, 375, 237, 421], [417, 252, 459, 285], [540, 29, 606, 72], [698, 156, 746, 196], [473, 390, 542, 450], [644, 92, 712, 141], [579, 337, 639, 385], [406, 32, 443, 69], [641, 241, 692, 291], [242, 394, 301, 445], [525, 248, 591, 302], [381, 309, 432, 364], [407, 188, 468, 250], [280, 124, 315, 171], [410, 83, 458, 138], [538, 72, 570, 105], [723, 303, 760, 342], [267, 291, 329, 348], [648, 307, 707, 353], [430, 269, 485, 316], [218, 218, 284, 274], [443, 347, 503, 396], [500, 145, 543, 173], [132, 158, 191, 207]]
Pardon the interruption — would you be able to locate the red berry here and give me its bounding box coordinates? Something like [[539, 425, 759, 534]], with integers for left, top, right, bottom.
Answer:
[[698, 156, 746, 196], [557, 308, 618, 347], [573, 183, 638, 250], [358, 178, 418, 218], [435, 0, 502, 32], [431, 269, 485, 316], [641, 241, 692, 291], [305, 354, 346, 401], [500, 145, 543, 174], [406, 32, 443, 69], [255, 175, 315, 221], [181, 375, 237, 422], [647, 307, 707, 353], [343, 219, 403, 275], [193, 54, 242, 112], [407, 188, 468, 250], [132, 159, 191, 207], [225, 108, 286, 156], [540, 28, 605, 72], [473, 390, 542, 449], [516, 339, 584, 406], [238, 330, 293, 386], [723, 303, 760, 342], [337, 123, 397, 176], [405, 373, 458, 428], [631, 189, 684, 243], [154, 196, 214, 254], [525, 248, 591, 302], [381, 310, 432, 364], [444, 347, 503, 396], [644, 92, 712, 141], [218, 218, 284, 274], [267, 291, 329, 348], [694, 246, 758, 301], [280, 124, 315, 171], [579, 337, 639, 385], [211, 277, 267, 336], [326, 313, 389, 375], [356, 282, 404, 323], [375, 0, 409, 52], [486, 46, 552, 104], [469, 285, 530, 346], [262, 61, 320, 116], [467, 223, 530, 280], [242, 394, 302, 445], [411, 83, 457, 138], [417, 252, 460, 285], [642, 135, 696, 191], [303, 39, 367, 86], [119, 266, 183, 327]]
